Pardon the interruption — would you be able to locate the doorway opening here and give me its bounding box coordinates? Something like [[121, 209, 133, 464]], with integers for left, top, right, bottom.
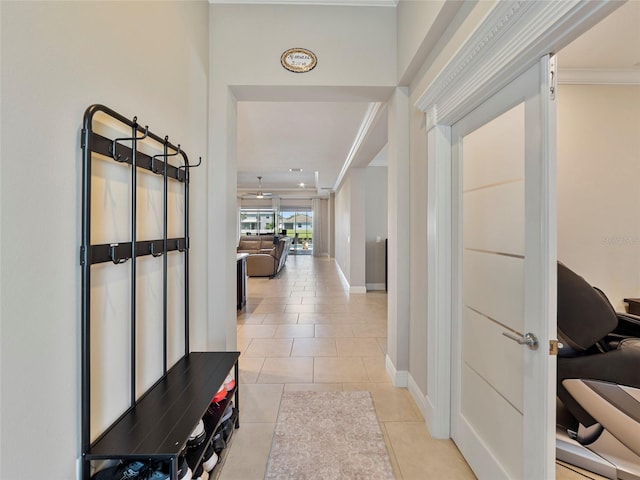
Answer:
[[554, 3, 640, 477]]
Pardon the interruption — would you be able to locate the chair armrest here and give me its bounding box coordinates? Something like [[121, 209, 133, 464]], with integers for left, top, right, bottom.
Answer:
[[615, 313, 640, 338], [246, 254, 278, 277]]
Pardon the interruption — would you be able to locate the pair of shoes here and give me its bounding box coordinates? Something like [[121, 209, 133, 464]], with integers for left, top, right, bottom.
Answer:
[[220, 423, 233, 443], [223, 373, 236, 392], [176, 457, 193, 480], [201, 444, 218, 472], [219, 409, 237, 442], [219, 402, 234, 424], [192, 464, 209, 480], [206, 400, 223, 418], [144, 458, 192, 480], [187, 419, 206, 449], [208, 405, 238, 457], [210, 373, 236, 404], [92, 460, 147, 480], [211, 385, 226, 403], [92, 458, 193, 480], [212, 430, 226, 455], [206, 399, 234, 422]]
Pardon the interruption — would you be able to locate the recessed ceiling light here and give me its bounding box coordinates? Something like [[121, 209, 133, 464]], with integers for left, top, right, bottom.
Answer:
[[289, 168, 302, 172]]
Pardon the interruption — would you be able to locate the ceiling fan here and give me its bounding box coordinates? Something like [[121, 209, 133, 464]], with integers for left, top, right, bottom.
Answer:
[[244, 176, 272, 199]]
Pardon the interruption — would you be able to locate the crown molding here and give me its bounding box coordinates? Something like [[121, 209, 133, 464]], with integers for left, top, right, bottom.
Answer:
[[333, 102, 382, 192], [559, 68, 640, 85], [209, 0, 397, 6], [416, 0, 623, 126]]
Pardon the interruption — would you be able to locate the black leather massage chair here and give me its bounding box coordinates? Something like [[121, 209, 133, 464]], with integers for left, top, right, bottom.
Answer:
[[557, 262, 640, 479]]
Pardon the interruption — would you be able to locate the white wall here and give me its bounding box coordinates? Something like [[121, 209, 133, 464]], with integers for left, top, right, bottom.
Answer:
[[281, 199, 312, 208], [365, 166, 388, 289], [397, 0, 462, 84], [349, 169, 367, 292], [210, 4, 396, 88], [335, 177, 351, 282], [0, 2, 209, 478], [387, 87, 411, 380], [409, 105, 429, 395], [557, 84, 640, 311], [397, 1, 440, 75], [403, 0, 496, 426], [334, 170, 367, 291], [328, 193, 336, 258]]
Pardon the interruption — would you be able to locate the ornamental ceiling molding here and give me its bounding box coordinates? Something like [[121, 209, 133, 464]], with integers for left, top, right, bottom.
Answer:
[[416, 0, 623, 129], [209, 0, 397, 5]]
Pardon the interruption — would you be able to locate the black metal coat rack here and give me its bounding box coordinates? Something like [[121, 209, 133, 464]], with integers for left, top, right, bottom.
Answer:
[[79, 105, 238, 480]]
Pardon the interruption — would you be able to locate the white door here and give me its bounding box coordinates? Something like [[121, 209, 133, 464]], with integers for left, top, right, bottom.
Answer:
[[450, 56, 557, 479]]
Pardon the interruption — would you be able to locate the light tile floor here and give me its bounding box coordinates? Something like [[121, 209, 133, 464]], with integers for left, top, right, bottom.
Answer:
[[222, 255, 605, 480]]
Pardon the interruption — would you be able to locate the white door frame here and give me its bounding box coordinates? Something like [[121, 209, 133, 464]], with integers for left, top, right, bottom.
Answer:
[[415, 0, 623, 444], [451, 56, 556, 479]]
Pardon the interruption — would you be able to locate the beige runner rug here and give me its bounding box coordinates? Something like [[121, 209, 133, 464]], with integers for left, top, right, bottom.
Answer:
[[265, 391, 395, 480]]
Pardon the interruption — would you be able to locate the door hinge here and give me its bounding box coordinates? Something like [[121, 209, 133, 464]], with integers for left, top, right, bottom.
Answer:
[[549, 339, 559, 356], [549, 55, 557, 101]]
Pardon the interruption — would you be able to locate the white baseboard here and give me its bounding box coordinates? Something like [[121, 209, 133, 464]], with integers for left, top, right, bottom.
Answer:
[[389, 364, 450, 438], [407, 374, 429, 422], [335, 261, 368, 294], [366, 283, 386, 291], [424, 394, 436, 437], [385, 355, 408, 387], [336, 263, 350, 289], [423, 393, 451, 439]]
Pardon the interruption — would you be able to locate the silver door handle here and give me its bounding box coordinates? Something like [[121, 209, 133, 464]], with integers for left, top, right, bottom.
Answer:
[[502, 331, 539, 350]]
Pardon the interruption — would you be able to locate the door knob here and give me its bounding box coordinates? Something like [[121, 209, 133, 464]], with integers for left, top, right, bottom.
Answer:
[[502, 331, 539, 350]]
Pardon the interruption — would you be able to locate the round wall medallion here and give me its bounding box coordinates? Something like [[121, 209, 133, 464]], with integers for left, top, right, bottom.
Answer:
[[281, 48, 317, 73]]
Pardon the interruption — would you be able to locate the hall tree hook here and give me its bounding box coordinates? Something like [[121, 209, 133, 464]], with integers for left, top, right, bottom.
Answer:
[[109, 244, 130, 265], [151, 139, 181, 174], [110, 116, 149, 162], [177, 156, 203, 182], [150, 243, 163, 258], [178, 156, 202, 171]]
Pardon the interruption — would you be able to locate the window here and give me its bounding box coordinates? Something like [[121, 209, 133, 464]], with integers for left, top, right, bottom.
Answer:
[[240, 208, 275, 235]]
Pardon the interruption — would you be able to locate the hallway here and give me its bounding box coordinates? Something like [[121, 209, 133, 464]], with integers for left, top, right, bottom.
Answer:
[[222, 255, 600, 479], [223, 255, 474, 479]]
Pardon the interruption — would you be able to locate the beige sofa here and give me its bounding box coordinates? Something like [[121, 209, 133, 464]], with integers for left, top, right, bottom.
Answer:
[[237, 235, 291, 277]]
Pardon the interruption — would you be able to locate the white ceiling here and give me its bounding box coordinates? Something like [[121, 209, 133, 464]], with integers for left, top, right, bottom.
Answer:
[[237, 1, 640, 200], [237, 101, 372, 195]]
